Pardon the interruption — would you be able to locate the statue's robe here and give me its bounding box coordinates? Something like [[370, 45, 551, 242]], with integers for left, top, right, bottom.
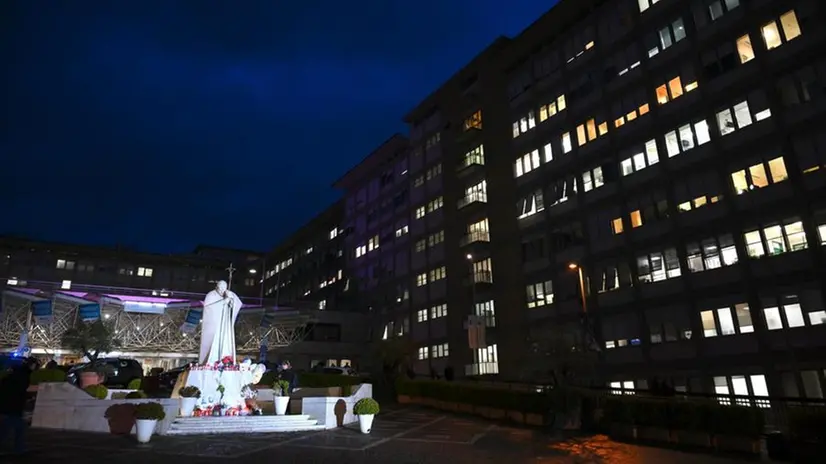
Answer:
[[199, 289, 243, 364]]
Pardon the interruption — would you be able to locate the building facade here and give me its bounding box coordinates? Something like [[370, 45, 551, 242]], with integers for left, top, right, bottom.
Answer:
[[0, 236, 265, 299], [261, 200, 371, 370], [335, 0, 826, 399]]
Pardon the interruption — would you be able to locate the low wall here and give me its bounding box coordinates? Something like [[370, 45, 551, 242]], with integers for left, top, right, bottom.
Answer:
[[300, 383, 373, 429], [32, 382, 179, 435], [398, 395, 547, 426]]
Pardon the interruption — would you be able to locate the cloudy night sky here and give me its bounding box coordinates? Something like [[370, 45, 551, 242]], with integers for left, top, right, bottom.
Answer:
[[1, 0, 555, 253]]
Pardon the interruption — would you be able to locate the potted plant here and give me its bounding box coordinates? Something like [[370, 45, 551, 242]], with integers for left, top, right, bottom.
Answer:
[[104, 404, 136, 435], [84, 384, 108, 399], [126, 391, 147, 399], [61, 320, 121, 387], [127, 378, 142, 390], [353, 398, 380, 434], [179, 386, 201, 417], [273, 379, 290, 416], [134, 402, 166, 443]]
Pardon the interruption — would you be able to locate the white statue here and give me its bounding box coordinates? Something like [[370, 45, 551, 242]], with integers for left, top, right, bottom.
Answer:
[[200, 280, 243, 364]]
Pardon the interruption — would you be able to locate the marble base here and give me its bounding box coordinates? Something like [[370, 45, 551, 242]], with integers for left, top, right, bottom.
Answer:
[[177, 369, 257, 411], [165, 415, 325, 435], [300, 384, 373, 429]]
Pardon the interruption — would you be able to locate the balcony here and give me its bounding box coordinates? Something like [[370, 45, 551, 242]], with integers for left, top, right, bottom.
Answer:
[[457, 192, 488, 209], [464, 270, 493, 286], [457, 153, 485, 176], [460, 230, 491, 247]]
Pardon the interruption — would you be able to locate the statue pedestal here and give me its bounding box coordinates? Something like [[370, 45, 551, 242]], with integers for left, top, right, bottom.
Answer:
[[173, 366, 260, 414]]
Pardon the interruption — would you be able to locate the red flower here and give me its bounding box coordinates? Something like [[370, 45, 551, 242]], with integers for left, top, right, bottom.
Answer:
[[221, 356, 233, 365]]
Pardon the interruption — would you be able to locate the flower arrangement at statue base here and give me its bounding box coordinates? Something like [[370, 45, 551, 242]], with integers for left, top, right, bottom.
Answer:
[[192, 404, 252, 417], [188, 356, 242, 372]]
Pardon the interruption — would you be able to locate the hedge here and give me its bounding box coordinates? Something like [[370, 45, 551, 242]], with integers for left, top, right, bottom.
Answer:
[[30, 368, 67, 385], [395, 379, 576, 414], [258, 371, 367, 388], [601, 396, 764, 437]]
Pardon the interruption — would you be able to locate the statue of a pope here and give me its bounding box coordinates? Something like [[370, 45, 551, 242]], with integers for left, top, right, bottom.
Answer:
[[200, 280, 243, 364]]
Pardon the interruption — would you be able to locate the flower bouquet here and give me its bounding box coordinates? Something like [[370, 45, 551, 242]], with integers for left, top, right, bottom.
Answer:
[[241, 383, 261, 415]]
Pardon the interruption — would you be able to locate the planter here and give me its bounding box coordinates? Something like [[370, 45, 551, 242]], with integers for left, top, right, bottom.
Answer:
[[80, 372, 102, 387], [713, 435, 760, 455], [358, 414, 374, 434], [609, 423, 638, 441], [397, 395, 412, 404], [135, 419, 157, 443], [180, 397, 197, 417], [674, 430, 712, 448], [637, 426, 671, 443], [274, 396, 290, 416]]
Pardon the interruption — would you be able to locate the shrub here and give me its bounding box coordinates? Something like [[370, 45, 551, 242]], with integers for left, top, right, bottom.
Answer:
[[84, 384, 108, 399], [788, 406, 826, 443], [179, 386, 201, 398], [353, 398, 380, 415], [127, 378, 142, 390], [709, 404, 764, 438], [30, 368, 67, 385], [273, 380, 290, 396], [126, 391, 147, 399], [300, 373, 365, 388], [134, 402, 166, 420], [395, 379, 559, 414]]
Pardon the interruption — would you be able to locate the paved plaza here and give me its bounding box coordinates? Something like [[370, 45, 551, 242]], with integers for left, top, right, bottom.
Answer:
[[6, 407, 751, 463]]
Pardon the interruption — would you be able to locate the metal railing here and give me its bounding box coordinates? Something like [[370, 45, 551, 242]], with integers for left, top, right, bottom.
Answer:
[[460, 230, 491, 246], [457, 192, 488, 209]]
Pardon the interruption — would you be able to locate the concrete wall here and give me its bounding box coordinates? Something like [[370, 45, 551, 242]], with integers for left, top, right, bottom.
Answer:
[[32, 382, 178, 435]]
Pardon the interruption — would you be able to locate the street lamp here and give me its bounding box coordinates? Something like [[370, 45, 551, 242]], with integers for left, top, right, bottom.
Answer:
[[568, 263, 587, 314]]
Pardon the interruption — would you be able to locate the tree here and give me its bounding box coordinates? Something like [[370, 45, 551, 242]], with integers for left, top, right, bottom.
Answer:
[[61, 320, 121, 366]]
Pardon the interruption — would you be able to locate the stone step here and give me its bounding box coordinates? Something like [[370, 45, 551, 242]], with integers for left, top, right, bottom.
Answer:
[[174, 414, 316, 424], [165, 414, 325, 435]]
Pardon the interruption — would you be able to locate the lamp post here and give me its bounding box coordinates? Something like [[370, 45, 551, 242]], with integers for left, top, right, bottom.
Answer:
[[466, 254, 476, 311], [567, 263, 587, 314]]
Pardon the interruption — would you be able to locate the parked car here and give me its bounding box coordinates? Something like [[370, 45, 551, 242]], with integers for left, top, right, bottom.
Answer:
[[158, 364, 190, 390], [67, 358, 143, 387]]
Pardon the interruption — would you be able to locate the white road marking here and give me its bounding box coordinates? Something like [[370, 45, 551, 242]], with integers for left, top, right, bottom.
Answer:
[[361, 416, 446, 450]]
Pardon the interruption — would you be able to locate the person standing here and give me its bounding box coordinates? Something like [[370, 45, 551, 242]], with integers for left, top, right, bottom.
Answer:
[[278, 361, 298, 394], [0, 357, 39, 456]]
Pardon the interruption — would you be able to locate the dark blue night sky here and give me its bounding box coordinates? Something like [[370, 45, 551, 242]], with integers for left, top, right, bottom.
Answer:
[[1, 1, 555, 253]]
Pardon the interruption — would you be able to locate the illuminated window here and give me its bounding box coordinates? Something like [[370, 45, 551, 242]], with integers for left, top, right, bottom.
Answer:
[[539, 95, 566, 122], [512, 111, 537, 138], [637, 248, 681, 283], [514, 149, 542, 178], [582, 166, 604, 192], [428, 266, 446, 282], [648, 18, 686, 58], [621, 139, 660, 176], [56, 259, 76, 270], [763, 11, 801, 51], [416, 309, 428, 323], [517, 190, 544, 220], [415, 206, 425, 219], [416, 273, 428, 287], [137, 267, 153, 277], [744, 219, 808, 258], [736, 35, 755, 63], [731, 157, 788, 194], [430, 303, 447, 318], [630, 210, 644, 228], [686, 234, 738, 273], [638, 0, 661, 14], [427, 230, 444, 247], [367, 235, 379, 252], [611, 218, 624, 235], [526, 280, 554, 308], [664, 119, 711, 158], [575, 118, 607, 146], [414, 239, 426, 253], [426, 196, 443, 213], [463, 110, 482, 131], [562, 132, 573, 153], [717, 100, 768, 136]]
